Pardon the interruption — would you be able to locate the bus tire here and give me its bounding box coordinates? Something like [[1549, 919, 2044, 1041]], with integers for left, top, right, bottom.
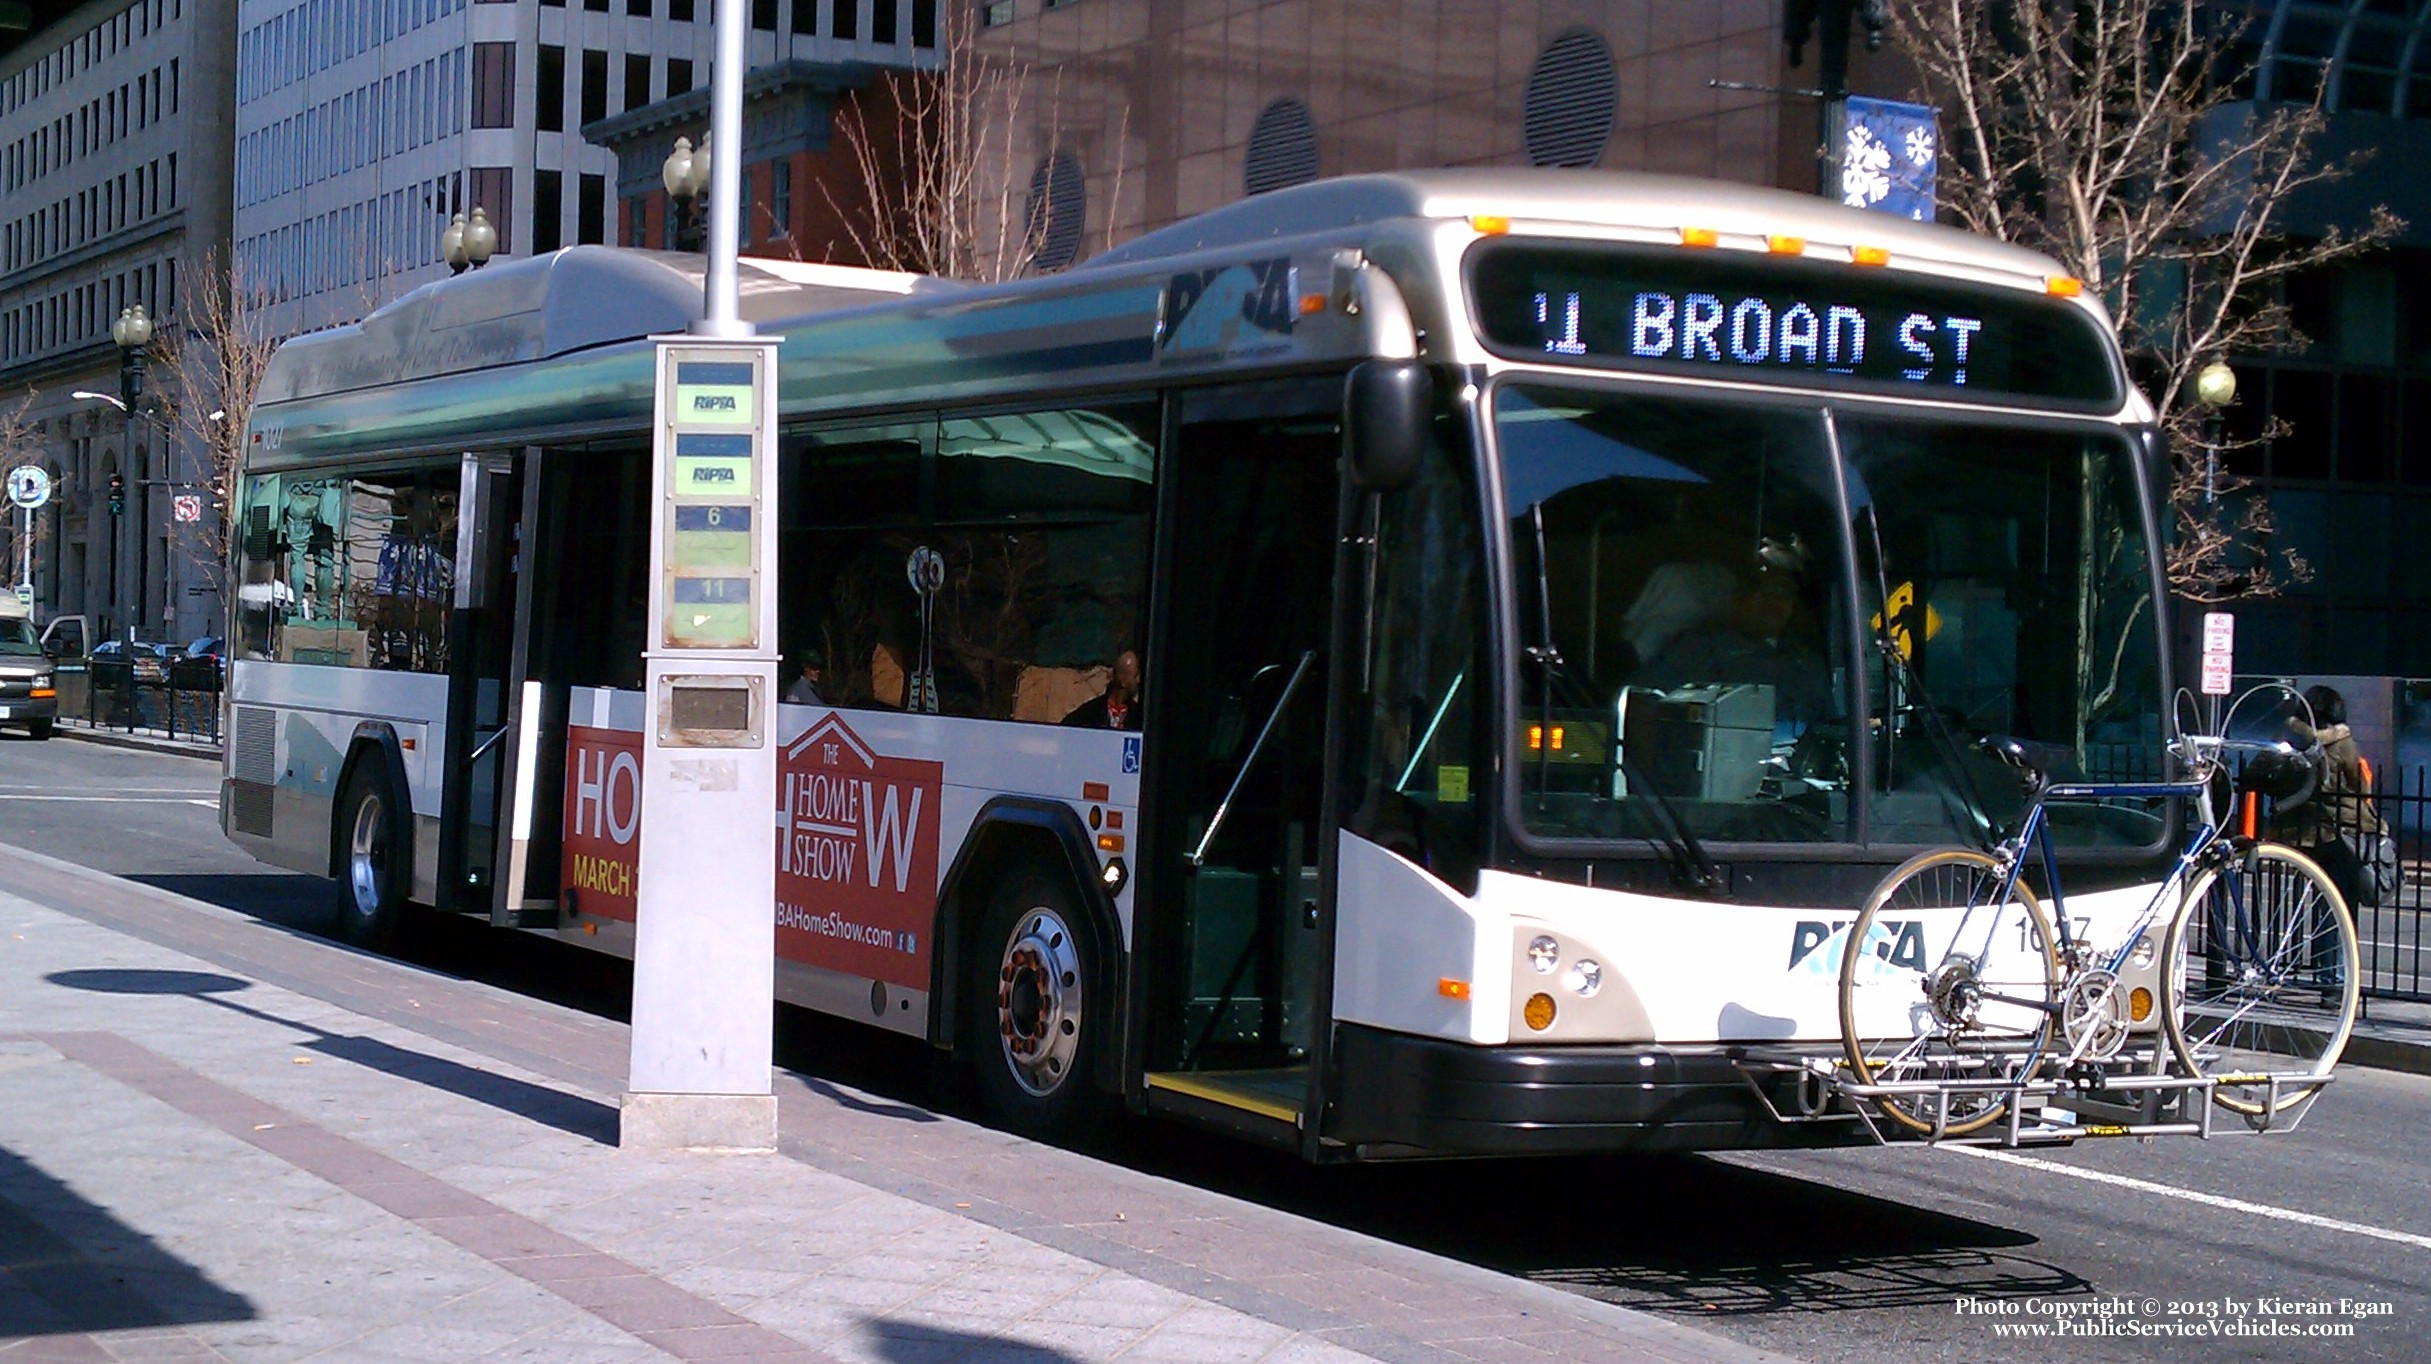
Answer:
[[965, 866, 1106, 1141], [335, 764, 406, 949], [25, 719, 51, 740]]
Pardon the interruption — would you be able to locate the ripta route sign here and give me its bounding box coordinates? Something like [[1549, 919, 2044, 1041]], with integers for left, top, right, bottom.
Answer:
[[775, 713, 944, 989]]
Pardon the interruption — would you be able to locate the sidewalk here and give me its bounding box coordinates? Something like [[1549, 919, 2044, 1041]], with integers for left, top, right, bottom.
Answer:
[[2350, 994, 2431, 1077], [0, 844, 1782, 1364]]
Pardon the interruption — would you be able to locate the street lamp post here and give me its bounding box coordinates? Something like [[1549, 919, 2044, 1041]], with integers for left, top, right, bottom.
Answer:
[[440, 208, 498, 274], [2196, 360, 2238, 507], [662, 135, 712, 253], [110, 305, 153, 647]]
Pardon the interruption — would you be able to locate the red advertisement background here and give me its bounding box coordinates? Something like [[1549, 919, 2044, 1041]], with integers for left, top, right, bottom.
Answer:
[[775, 715, 943, 988], [561, 724, 643, 922]]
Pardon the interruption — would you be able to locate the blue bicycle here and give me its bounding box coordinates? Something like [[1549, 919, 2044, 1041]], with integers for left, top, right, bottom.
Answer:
[[1837, 692, 2359, 1138]]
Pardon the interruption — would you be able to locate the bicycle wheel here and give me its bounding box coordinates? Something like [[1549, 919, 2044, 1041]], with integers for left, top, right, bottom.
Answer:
[[2164, 842, 2358, 1115], [1840, 848, 2061, 1137]]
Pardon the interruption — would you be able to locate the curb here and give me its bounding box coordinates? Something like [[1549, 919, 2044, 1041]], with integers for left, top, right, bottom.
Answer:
[[2343, 1029, 2431, 1078], [56, 725, 222, 760]]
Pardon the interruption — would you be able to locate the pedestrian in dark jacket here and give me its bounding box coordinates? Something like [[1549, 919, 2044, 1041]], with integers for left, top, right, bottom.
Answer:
[[2271, 685, 2374, 984]]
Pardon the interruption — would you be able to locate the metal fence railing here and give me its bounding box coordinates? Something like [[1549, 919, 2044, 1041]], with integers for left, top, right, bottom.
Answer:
[[2344, 767, 2431, 1005], [51, 657, 224, 746]]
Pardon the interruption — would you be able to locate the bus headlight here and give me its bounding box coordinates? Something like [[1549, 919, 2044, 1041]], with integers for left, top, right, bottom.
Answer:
[[1527, 935, 1559, 974], [2128, 935, 2156, 970], [1565, 959, 1602, 997]]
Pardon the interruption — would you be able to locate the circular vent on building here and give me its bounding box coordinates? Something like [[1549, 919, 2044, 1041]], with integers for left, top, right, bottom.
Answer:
[[1244, 98, 1319, 196], [1024, 153, 1088, 272], [1523, 29, 1617, 168]]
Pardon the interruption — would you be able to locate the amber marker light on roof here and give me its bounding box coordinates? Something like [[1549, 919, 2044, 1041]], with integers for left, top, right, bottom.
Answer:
[[1678, 226, 1719, 247], [1469, 215, 1511, 235], [1851, 244, 1892, 267], [2046, 275, 2084, 297], [1767, 234, 1806, 255]]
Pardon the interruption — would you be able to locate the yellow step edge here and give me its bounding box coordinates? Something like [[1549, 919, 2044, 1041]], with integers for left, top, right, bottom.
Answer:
[[1144, 1071, 1301, 1124]]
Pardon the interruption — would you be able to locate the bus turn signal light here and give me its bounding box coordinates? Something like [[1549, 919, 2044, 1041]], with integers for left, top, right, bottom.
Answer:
[[2129, 986, 2154, 1022], [1439, 978, 1471, 999], [1523, 993, 1556, 1030]]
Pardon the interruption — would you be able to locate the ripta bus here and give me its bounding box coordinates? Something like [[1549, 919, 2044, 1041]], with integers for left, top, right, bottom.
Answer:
[[222, 169, 2172, 1157]]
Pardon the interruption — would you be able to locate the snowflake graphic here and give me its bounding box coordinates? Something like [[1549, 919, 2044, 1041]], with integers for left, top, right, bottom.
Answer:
[[1905, 125, 1937, 169], [1842, 124, 1893, 206]]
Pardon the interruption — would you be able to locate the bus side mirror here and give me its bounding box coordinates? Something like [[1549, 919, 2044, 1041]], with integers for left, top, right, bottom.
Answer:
[[1344, 360, 1432, 491]]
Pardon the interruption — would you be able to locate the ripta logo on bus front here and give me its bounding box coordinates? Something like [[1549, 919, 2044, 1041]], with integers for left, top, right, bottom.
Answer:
[[561, 725, 644, 921], [1787, 918, 1927, 975], [774, 714, 944, 989]]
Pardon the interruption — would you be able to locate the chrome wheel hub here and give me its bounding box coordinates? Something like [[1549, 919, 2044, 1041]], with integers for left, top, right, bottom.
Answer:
[[2060, 968, 2130, 1062], [998, 906, 1083, 1098], [1922, 955, 1982, 1029], [348, 792, 387, 920]]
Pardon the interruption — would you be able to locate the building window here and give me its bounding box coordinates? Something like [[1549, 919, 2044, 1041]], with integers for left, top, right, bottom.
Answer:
[[668, 58, 693, 96], [579, 172, 605, 245], [792, 0, 815, 34], [625, 53, 650, 112], [537, 45, 566, 133], [533, 169, 563, 253], [470, 43, 515, 129], [912, 0, 936, 45], [979, 2, 1011, 29], [629, 194, 648, 247], [770, 160, 792, 244], [832, 0, 857, 40], [873, 0, 896, 43], [753, 0, 777, 28], [737, 165, 753, 248], [1523, 29, 1618, 169], [581, 49, 607, 125], [1245, 98, 1318, 195], [470, 166, 513, 253], [1024, 152, 1085, 271]]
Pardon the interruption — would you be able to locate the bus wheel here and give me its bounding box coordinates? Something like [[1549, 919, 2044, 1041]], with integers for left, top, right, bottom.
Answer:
[[336, 766, 404, 948], [967, 870, 1104, 1141], [26, 719, 51, 740]]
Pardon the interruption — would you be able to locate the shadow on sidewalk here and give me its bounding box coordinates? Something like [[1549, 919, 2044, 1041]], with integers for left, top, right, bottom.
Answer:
[[862, 1318, 1081, 1363], [0, 1144, 255, 1339], [44, 969, 619, 1146]]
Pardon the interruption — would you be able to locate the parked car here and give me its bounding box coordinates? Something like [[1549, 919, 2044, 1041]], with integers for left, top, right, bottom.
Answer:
[[90, 639, 171, 684], [175, 636, 227, 685]]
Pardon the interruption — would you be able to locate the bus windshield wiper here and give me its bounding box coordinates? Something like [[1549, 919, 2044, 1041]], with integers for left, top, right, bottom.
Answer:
[[1523, 503, 1717, 894]]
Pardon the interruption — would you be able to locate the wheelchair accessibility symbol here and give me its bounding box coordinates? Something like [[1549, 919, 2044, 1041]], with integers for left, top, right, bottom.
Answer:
[[1121, 736, 1141, 774]]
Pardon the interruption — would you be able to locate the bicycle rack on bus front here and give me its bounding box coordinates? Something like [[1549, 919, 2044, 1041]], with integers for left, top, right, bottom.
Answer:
[[1733, 1048, 2337, 1149]]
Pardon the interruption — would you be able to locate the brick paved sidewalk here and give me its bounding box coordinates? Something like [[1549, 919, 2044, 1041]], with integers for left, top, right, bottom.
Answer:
[[0, 846, 1785, 1364]]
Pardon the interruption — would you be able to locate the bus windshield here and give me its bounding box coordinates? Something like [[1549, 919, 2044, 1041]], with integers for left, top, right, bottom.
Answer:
[[1497, 381, 2163, 850]]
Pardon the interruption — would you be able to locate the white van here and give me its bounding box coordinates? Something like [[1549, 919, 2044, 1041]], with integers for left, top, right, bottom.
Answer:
[[0, 598, 58, 739]]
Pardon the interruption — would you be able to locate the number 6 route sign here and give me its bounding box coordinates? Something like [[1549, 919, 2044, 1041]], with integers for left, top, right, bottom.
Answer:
[[5, 465, 51, 510]]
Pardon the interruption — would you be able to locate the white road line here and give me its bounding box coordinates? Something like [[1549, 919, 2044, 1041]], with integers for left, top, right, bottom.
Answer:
[[0, 794, 216, 805], [1948, 1145, 2431, 1251]]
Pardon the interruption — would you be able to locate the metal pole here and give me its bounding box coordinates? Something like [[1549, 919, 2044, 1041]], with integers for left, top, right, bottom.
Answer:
[[694, 0, 751, 339]]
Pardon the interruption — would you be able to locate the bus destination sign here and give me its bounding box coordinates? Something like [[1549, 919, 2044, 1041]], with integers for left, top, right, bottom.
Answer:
[[1469, 242, 2120, 408]]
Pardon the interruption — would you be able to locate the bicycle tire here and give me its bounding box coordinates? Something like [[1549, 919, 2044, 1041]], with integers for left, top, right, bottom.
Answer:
[[1840, 848, 2061, 1137], [2163, 841, 2358, 1115]]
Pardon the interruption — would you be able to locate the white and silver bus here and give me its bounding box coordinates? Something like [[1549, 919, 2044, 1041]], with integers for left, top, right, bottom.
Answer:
[[223, 170, 2172, 1157]]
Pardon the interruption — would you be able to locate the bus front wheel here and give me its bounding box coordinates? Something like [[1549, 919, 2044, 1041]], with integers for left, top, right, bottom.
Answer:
[[336, 766, 405, 948], [966, 868, 1105, 1141]]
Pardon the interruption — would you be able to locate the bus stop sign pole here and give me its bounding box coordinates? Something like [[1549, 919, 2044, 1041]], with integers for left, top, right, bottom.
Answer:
[[622, 0, 779, 1152]]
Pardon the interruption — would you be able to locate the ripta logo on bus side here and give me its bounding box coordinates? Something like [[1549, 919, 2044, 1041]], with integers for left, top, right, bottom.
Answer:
[[1787, 918, 1928, 976], [1159, 258, 1297, 357], [774, 714, 944, 990]]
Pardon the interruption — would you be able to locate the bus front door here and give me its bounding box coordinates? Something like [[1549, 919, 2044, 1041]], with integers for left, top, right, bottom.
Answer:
[[438, 451, 536, 920], [1140, 385, 1342, 1138]]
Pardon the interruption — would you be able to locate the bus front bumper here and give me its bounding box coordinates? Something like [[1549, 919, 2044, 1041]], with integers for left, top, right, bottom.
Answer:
[[1327, 1023, 1866, 1157]]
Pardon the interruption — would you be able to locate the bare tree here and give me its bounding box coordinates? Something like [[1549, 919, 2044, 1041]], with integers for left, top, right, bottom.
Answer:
[[1, 387, 44, 590], [825, 12, 1121, 282], [1889, 0, 2401, 601], [156, 250, 280, 604]]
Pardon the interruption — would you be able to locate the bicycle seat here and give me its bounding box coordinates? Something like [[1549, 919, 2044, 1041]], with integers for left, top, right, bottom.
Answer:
[[1978, 734, 2067, 783]]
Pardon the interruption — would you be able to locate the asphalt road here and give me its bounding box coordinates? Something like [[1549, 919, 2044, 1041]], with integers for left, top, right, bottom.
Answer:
[[4, 730, 2426, 1362]]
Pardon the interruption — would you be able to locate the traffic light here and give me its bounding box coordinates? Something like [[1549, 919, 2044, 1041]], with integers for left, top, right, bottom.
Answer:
[[107, 472, 125, 516]]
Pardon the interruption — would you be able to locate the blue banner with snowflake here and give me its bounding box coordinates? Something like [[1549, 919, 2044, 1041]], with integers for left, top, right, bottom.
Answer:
[[1838, 97, 1938, 222]]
